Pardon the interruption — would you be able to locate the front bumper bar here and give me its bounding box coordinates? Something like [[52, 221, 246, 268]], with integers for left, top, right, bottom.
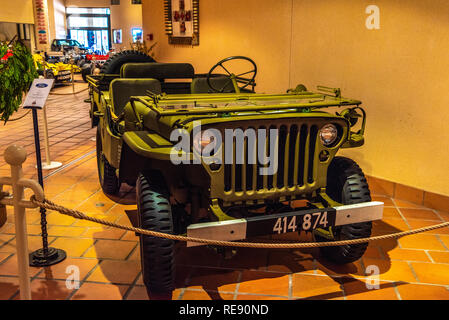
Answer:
[[187, 201, 383, 247]]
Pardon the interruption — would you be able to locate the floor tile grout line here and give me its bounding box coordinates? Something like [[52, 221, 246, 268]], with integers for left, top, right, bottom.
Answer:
[[424, 250, 435, 263], [0, 236, 17, 253], [288, 274, 293, 300], [178, 267, 195, 300], [0, 252, 15, 267], [406, 261, 420, 283], [2, 125, 94, 163], [181, 288, 290, 300], [391, 198, 412, 229], [177, 288, 187, 300], [123, 242, 139, 261], [434, 234, 449, 251], [66, 258, 103, 300], [44, 150, 96, 180], [8, 270, 449, 296], [392, 282, 402, 300], [381, 216, 446, 223], [66, 190, 109, 227], [232, 271, 242, 300], [80, 238, 99, 258], [20, 152, 99, 207], [176, 256, 449, 271], [433, 210, 447, 222], [312, 258, 318, 275], [9, 234, 139, 243], [376, 246, 387, 260], [121, 271, 142, 300], [339, 276, 347, 300]]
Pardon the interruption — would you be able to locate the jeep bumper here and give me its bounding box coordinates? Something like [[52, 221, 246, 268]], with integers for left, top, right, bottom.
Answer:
[[186, 201, 383, 247]]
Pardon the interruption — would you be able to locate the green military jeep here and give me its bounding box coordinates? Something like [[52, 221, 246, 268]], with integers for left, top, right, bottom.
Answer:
[[87, 55, 383, 298]]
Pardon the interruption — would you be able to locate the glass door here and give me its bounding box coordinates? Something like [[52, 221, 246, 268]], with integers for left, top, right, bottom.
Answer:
[[66, 7, 111, 54]]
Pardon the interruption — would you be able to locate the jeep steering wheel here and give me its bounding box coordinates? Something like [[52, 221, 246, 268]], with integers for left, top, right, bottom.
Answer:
[[206, 56, 257, 93]]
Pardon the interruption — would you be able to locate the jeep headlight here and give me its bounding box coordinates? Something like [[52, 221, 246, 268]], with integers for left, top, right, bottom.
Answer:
[[193, 130, 218, 154], [319, 124, 338, 146]]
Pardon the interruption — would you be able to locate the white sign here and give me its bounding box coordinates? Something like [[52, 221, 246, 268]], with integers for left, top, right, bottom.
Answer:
[[23, 79, 54, 109]]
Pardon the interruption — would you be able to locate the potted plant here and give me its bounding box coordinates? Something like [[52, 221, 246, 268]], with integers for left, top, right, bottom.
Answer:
[[0, 39, 38, 122]]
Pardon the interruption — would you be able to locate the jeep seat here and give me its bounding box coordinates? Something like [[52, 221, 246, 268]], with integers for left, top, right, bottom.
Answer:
[[120, 62, 194, 94], [109, 78, 161, 116], [191, 76, 236, 94]]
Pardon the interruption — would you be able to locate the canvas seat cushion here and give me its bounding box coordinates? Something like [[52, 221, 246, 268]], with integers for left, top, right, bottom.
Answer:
[[191, 76, 235, 94], [109, 78, 162, 115], [120, 62, 194, 79]]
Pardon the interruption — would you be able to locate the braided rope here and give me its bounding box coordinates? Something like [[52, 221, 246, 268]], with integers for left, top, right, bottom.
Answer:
[[30, 196, 449, 249], [49, 87, 89, 96], [7, 110, 31, 122]]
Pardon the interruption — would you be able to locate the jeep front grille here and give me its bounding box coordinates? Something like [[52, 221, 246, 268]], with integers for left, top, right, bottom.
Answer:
[[223, 123, 319, 193], [206, 117, 346, 204]]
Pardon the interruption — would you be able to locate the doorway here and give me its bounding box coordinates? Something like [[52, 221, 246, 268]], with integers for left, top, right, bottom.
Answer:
[[66, 7, 111, 54]]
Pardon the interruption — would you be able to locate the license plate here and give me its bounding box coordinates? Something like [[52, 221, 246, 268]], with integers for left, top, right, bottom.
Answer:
[[271, 211, 335, 234], [58, 75, 71, 80], [245, 208, 337, 236], [187, 201, 383, 246]]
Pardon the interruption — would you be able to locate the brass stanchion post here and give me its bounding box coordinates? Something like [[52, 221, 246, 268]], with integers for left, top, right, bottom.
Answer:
[[4, 145, 31, 300]]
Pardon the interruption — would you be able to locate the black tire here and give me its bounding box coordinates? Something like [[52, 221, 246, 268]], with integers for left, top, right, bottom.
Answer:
[[100, 50, 155, 75], [90, 101, 99, 127], [315, 156, 372, 264], [81, 65, 91, 82], [137, 171, 175, 298], [0, 204, 6, 228], [44, 69, 55, 79], [96, 127, 120, 195]]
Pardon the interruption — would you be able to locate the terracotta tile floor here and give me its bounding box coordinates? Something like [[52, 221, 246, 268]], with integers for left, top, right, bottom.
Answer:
[[0, 81, 449, 300]]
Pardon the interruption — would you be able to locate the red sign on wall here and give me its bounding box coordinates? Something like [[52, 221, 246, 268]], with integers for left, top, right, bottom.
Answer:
[[34, 0, 48, 45]]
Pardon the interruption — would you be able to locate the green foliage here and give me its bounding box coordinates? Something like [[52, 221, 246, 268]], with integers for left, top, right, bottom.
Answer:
[[0, 41, 38, 122]]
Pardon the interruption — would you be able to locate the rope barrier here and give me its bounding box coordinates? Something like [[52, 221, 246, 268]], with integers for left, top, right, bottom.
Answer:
[[49, 87, 89, 96], [6, 87, 88, 122], [30, 195, 449, 249], [7, 110, 31, 122]]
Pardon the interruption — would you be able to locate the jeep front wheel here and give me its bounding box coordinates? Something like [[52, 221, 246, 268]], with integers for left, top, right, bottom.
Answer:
[[137, 171, 175, 299], [96, 127, 120, 195], [314, 156, 372, 264]]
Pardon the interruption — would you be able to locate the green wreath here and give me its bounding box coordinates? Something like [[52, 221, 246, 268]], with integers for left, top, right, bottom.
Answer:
[[0, 40, 38, 122]]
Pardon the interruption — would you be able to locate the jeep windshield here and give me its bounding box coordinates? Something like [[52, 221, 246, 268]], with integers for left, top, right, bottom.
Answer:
[[133, 92, 362, 115]]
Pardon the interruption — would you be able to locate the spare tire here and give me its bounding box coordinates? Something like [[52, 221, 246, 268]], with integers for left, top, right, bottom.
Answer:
[[81, 64, 91, 82], [100, 50, 155, 75]]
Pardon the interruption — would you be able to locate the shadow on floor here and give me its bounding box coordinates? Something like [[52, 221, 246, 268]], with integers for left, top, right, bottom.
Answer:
[[90, 210, 402, 300], [104, 185, 136, 205]]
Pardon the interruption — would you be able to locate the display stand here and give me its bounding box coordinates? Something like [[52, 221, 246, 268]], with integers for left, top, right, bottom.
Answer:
[[23, 79, 66, 267], [40, 105, 62, 170]]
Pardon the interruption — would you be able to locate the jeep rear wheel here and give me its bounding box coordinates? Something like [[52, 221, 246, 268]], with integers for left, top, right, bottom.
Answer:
[[137, 171, 175, 299], [314, 156, 372, 264], [96, 127, 120, 195]]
